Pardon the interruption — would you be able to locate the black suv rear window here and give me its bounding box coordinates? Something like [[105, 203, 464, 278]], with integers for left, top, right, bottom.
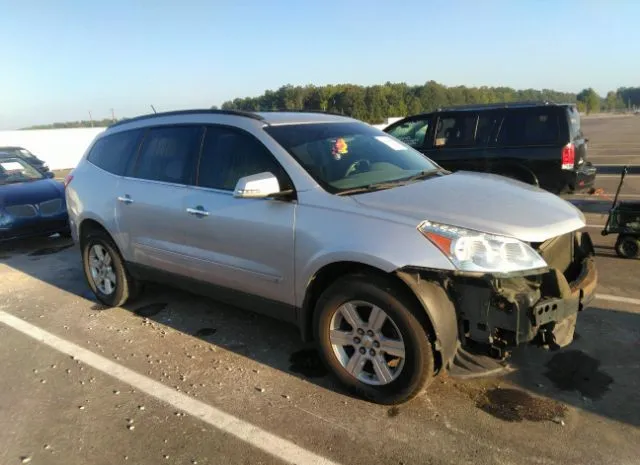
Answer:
[[496, 109, 561, 146], [87, 129, 143, 175]]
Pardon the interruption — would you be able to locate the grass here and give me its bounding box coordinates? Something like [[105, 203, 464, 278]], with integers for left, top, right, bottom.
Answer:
[[52, 168, 73, 180]]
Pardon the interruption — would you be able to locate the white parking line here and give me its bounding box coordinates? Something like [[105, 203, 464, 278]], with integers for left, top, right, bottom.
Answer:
[[0, 311, 340, 465], [595, 294, 640, 306]]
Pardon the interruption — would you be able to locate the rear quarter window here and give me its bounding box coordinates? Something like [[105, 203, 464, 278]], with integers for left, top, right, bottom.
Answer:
[[496, 109, 561, 147], [87, 129, 143, 175]]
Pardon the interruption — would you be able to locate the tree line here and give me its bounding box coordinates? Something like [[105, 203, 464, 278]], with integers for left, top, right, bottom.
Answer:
[[23, 118, 117, 130], [21, 82, 640, 129], [221, 82, 639, 123]]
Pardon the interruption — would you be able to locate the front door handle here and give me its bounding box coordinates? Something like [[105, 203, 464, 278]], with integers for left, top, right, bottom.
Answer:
[[186, 206, 209, 217], [117, 195, 133, 204]]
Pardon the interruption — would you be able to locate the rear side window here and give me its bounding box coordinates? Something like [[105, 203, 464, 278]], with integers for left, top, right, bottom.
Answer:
[[386, 117, 430, 148], [496, 109, 561, 146], [197, 126, 291, 191], [132, 126, 204, 185], [475, 112, 500, 145], [87, 129, 143, 175], [434, 115, 477, 147]]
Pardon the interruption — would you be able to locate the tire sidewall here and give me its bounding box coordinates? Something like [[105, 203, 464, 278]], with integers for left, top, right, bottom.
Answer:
[[616, 235, 640, 259], [82, 233, 129, 307], [314, 276, 433, 404]]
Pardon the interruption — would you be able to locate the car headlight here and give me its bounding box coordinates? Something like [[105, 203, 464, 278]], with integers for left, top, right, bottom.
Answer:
[[417, 220, 548, 273]]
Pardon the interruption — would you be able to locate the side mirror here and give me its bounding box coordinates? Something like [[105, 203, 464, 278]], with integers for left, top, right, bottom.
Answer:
[[45, 171, 55, 179], [233, 172, 281, 199]]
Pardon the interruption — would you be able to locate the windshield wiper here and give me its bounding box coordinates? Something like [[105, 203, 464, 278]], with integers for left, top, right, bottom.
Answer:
[[336, 169, 448, 196], [335, 182, 400, 196], [404, 168, 447, 182]]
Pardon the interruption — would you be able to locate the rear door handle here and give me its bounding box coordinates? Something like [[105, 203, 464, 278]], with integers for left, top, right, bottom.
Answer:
[[186, 206, 209, 217], [117, 195, 133, 204]]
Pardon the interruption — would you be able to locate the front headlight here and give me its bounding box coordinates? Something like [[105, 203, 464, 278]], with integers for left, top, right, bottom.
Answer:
[[418, 220, 548, 273]]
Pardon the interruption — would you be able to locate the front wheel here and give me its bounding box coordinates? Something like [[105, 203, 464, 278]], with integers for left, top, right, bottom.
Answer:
[[313, 274, 434, 405], [615, 235, 640, 259]]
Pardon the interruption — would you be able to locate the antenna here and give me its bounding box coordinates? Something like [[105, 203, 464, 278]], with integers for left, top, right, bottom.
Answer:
[[151, 105, 157, 114]]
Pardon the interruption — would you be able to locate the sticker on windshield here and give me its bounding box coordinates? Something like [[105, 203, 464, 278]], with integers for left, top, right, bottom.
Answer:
[[0, 162, 25, 171], [331, 138, 349, 160], [375, 136, 407, 151]]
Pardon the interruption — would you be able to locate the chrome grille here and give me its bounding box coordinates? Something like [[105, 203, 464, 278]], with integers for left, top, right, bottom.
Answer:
[[5, 204, 37, 218], [39, 199, 63, 216]]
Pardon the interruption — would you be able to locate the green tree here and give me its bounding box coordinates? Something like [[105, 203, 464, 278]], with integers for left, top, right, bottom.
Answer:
[[576, 88, 600, 114], [604, 91, 624, 112]]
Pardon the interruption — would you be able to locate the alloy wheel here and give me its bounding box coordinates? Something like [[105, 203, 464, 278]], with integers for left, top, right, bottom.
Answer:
[[329, 300, 406, 386], [88, 244, 117, 295]]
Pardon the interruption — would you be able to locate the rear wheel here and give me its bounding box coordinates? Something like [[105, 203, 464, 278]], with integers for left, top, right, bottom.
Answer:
[[81, 230, 139, 307], [313, 274, 434, 404], [615, 235, 640, 259]]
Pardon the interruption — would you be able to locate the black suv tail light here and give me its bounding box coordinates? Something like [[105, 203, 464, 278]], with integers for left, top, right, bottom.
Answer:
[[561, 143, 575, 170]]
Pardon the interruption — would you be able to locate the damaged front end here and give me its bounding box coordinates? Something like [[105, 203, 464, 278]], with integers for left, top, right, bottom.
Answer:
[[450, 231, 597, 359], [398, 230, 597, 376]]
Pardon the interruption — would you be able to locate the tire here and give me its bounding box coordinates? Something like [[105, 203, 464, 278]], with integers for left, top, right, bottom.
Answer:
[[313, 274, 434, 405], [615, 235, 640, 259], [81, 230, 139, 307]]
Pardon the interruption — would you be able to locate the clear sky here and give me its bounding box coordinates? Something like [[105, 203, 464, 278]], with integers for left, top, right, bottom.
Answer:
[[1, 0, 639, 129]]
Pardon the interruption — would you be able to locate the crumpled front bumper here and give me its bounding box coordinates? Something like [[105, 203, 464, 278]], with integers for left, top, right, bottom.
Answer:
[[450, 231, 597, 358]]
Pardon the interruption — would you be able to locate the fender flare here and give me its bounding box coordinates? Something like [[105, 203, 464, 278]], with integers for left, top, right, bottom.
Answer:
[[395, 270, 459, 371]]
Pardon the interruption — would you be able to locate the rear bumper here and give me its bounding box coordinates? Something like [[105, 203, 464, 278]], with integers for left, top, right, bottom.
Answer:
[[567, 162, 597, 192], [0, 215, 69, 242]]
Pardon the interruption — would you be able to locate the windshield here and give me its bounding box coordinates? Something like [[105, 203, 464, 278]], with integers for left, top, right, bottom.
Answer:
[[265, 122, 440, 194], [0, 158, 44, 184], [18, 148, 37, 159]]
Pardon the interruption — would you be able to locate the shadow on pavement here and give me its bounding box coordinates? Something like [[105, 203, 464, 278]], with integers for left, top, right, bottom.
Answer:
[[2, 235, 639, 427]]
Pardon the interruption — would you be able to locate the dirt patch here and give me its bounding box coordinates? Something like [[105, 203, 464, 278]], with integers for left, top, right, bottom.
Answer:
[[289, 349, 328, 378], [134, 303, 167, 318], [387, 406, 401, 418], [90, 303, 112, 311], [544, 350, 613, 399], [476, 388, 567, 422]]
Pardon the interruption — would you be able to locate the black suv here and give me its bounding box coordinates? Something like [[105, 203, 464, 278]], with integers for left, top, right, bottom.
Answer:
[[384, 102, 596, 194], [0, 146, 50, 174]]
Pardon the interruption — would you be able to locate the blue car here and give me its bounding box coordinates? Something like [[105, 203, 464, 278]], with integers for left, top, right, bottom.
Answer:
[[0, 155, 70, 241]]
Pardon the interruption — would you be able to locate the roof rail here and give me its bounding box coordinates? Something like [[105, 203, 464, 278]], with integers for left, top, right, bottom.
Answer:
[[258, 109, 350, 117], [108, 109, 264, 128], [436, 101, 558, 112]]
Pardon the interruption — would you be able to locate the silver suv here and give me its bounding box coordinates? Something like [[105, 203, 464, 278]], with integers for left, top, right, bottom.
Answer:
[[66, 110, 597, 404]]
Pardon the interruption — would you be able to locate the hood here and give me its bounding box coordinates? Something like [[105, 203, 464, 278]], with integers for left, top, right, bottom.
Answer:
[[0, 178, 64, 208], [352, 171, 585, 243]]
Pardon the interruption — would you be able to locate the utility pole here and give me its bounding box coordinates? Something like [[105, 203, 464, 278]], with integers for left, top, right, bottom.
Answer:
[[110, 108, 115, 122], [88, 111, 94, 127]]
